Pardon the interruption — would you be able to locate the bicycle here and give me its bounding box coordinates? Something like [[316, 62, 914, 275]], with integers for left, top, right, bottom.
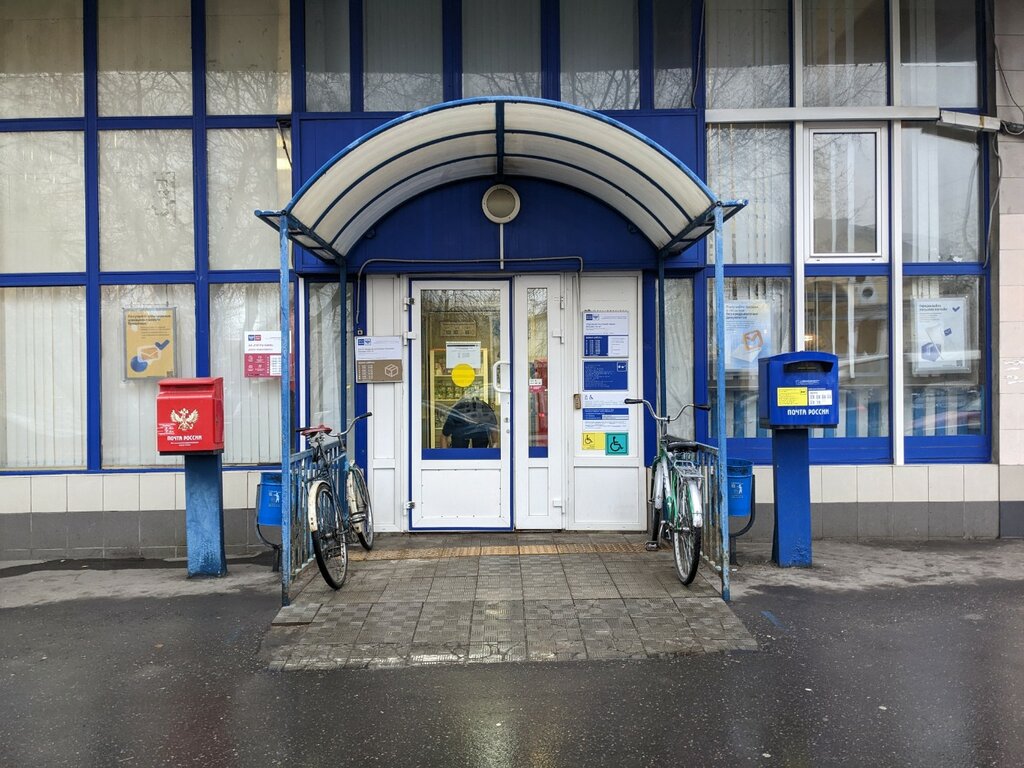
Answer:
[[298, 412, 373, 590], [624, 398, 711, 585]]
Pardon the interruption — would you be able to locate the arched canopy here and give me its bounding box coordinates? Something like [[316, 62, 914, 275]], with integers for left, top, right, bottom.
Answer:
[[257, 97, 744, 263]]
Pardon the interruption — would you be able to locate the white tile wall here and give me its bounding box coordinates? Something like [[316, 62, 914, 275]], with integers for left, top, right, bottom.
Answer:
[[67, 475, 104, 513], [139, 474, 176, 511], [30, 475, 67, 513], [892, 466, 929, 503], [1001, 464, 1024, 499], [928, 465, 965, 502], [821, 466, 857, 503], [857, 466, 893, 503], [174, 474, 186, 510], [753, 465, 774, 503], [964, 464, 999, 502], [222, 471, 248, 509], [809, 465, 822, 504], [103, 474, 140, 511]]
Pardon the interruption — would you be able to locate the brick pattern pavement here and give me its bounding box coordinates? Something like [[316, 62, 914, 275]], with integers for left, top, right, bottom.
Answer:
[[266, 533, 757, 671]]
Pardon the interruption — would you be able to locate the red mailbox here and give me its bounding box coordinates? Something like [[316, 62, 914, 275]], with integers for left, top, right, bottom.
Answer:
[[156, 378, 225, 454]]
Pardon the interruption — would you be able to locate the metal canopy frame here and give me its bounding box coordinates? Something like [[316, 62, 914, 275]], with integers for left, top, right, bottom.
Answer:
[[256, 97, 746, 602]]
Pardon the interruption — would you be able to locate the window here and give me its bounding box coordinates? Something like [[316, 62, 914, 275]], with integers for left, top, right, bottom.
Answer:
[[708, 124, 791, 264], [98, 0, 192, 116], [309, 282, 355, 430], [101, 284, 196, 467], [899, 0, 978, 107], [363, 0, 442, 112], [560, 0, 638, 110], [206, 0, 291, 115], [0, 287, 87, 469], [663, 279, 695, 440], [305, 0, 351, 112], [462, 0, 541, 99], [99, 130, 195, 272], [0, 132, 86, 273], [803, 0, 887, 107], [706, 0, 789, 109], [653, 0, 693, 109], [809, 128, 886, 260]]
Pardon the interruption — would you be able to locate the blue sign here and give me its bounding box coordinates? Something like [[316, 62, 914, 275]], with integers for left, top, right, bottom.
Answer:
[[583, 335, 608, 356], [583, 360, 628, 391]]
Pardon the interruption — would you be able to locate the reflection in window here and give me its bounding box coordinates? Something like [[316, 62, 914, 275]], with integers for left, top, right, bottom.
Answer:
[[805, 277, 889, 438], [653, 0, 693, 109], [206, 0, 291, 115], [527, 289, 548, 448], [709, 278, 791, 438], [98, 0, 192, 116], [706, 0, 789, 109], [902, 124, 981, 263], [0, 132, 86, 273], [0, 287, 87, 469], [462, 0, 541, 98], [812, 131, 879, 257], [211, 283, 282, 465], [309, 282, 355, 431], [101, 284, 196, 467], [363, 0, 442, 112], [0, 0, 83, 118], [803, 0, 887, 107], [305, 0, 351, 112], [900, 0, 978, 107], [663, 280, 695, 440], [207, 128, 292, 270], [708, 124, 791, 264], [560, 0, 638, 110], [99, 130, 195, 271], [903, 276, 984, 436]]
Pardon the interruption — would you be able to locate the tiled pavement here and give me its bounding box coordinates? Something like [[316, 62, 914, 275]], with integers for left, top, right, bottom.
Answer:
[[265, 533, 757, 670]]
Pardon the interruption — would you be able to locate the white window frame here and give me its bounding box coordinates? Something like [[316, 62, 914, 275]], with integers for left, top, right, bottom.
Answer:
[[803, 123, 889, 264]]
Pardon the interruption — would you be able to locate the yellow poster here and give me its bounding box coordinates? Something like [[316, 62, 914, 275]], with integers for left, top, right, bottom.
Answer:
[[125, 308, 176, 379], [582, 432, 606, 451], [776, 387, 808, 407]]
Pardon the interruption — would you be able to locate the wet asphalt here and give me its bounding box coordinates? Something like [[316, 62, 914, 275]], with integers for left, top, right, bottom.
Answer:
[[2, 548, 1024, 767]]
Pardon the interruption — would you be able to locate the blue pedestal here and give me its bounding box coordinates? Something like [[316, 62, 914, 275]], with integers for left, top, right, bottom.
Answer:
[[771, 429, 812, 567], [184, 453, 227, 578]]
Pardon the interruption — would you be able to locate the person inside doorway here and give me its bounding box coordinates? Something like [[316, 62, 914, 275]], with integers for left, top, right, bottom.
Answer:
[[442, 394, 498, 448]]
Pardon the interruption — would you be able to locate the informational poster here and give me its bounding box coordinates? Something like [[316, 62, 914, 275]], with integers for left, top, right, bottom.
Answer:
[[583, 360, 628, 391], [581, 392, 629, 432], [354, 335, 404, 383], [725, 300, 771, 371], [582, 432, 606, 451], [244, 331, 282, 378], [124, 308, 176, 380], [604, 432, 628, 456], [912, 298, 969, 374], [583, 311, 629, 358], [446, 341, 481, 369]]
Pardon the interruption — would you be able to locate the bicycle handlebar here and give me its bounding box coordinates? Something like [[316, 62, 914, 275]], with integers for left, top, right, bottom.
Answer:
[[296, 411, 373, 439], [623, 398, 710, 424]]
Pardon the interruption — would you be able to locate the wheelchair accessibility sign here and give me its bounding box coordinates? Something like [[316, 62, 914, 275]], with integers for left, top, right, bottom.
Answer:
[[604, 432, 628, 456]]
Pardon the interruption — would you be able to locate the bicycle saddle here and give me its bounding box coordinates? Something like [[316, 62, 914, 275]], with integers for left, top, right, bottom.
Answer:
[[666, 436, 699, 452], [298, 424, 333, 436]]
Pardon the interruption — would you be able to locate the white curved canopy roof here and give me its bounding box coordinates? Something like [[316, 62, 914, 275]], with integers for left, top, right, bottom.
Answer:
[[258, 97, 744, 262]]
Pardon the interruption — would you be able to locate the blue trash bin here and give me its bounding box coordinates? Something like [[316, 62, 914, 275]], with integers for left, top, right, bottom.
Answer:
[[726, 459, 753, 518], [256, 472, 283, 526]]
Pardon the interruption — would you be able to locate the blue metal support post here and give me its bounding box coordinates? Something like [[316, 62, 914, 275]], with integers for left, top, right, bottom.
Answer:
[[771, 429, 812, 566], [713, 205, 731, 601], [184, 453, 227, 577], [279, 215, 293, 606]]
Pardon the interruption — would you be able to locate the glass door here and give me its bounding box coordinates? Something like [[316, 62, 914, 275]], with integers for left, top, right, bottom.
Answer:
[[410, 281, 511, 529]]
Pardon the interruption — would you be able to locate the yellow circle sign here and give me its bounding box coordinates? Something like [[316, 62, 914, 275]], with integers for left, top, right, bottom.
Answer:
[[451, 363, 476, 388]]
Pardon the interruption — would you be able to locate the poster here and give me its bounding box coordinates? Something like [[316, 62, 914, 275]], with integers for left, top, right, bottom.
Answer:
[[724, 300, 771, 371], [244, 331, 282, 378], [446, 341, 482, 369], [581, 392, 629, 432], [912, 298, 968, 374], [583, 360, 628, 391], [583, 311, 629, 358], [354, 335, 404, 383], [124, 308, 176, 380]]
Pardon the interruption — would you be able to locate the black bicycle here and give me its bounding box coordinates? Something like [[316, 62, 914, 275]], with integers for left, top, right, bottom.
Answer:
[[298, 412, 373, 589]]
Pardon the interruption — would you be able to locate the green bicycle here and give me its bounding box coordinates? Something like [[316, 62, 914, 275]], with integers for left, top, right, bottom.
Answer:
[[625, 398, 710, 585]]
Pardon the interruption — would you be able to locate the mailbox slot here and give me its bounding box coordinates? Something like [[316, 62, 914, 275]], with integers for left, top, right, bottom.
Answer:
[[758, 352, 840, 430], [156, 377, 225, 454]]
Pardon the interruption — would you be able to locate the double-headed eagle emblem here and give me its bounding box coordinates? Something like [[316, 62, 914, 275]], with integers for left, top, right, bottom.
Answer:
[[170, 408, 200, 431]]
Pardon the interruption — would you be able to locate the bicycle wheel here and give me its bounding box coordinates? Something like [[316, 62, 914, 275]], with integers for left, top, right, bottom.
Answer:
[[347, 466, 374, 551], [671, 475, 702, 585], [309, 480, 348, 589]]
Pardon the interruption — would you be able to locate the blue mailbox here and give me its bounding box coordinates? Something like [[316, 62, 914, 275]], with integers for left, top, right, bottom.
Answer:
[[758, 351, 839, 568], [758, 351, 840, 429]]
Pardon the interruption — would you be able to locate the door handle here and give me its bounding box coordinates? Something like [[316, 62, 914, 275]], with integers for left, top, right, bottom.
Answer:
[[493, 360, 512, 394]]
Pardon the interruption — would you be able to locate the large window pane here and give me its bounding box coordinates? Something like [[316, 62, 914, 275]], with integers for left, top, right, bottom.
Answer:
[[560, 0, 638, 110], [98, 0, 192, 116], [709, 278, 792, 438], [309, 282, 355, 430], [653, 0, 693, 109], [0, 0, 83, 118], [805, 276, 889, 437], [0, 287, 87, 469], [902, 124, 981, 263], [900, 0, 978, 107], [526, 288, 548, 448], [803, 0, 887, 107], [462, 0, 541, 98], [0, 132, 85, 273], [211, 284, 282, 465], [101, 284, 196, 467], [305, 0, 350, 111], [708, 124, 791, 264], [363, 0, 442, 112], [99, 130, 194, 271], [811, 131, 879, 257], [206, 0, 291, 115], [706, 0, 789, 109], [208, 128, 292, 270], [903, 276, 984, 436], [663, 279, 695, 440]]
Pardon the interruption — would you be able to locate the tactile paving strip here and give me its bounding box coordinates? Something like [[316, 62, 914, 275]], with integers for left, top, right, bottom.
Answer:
[[350, 541, 643, 561]]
